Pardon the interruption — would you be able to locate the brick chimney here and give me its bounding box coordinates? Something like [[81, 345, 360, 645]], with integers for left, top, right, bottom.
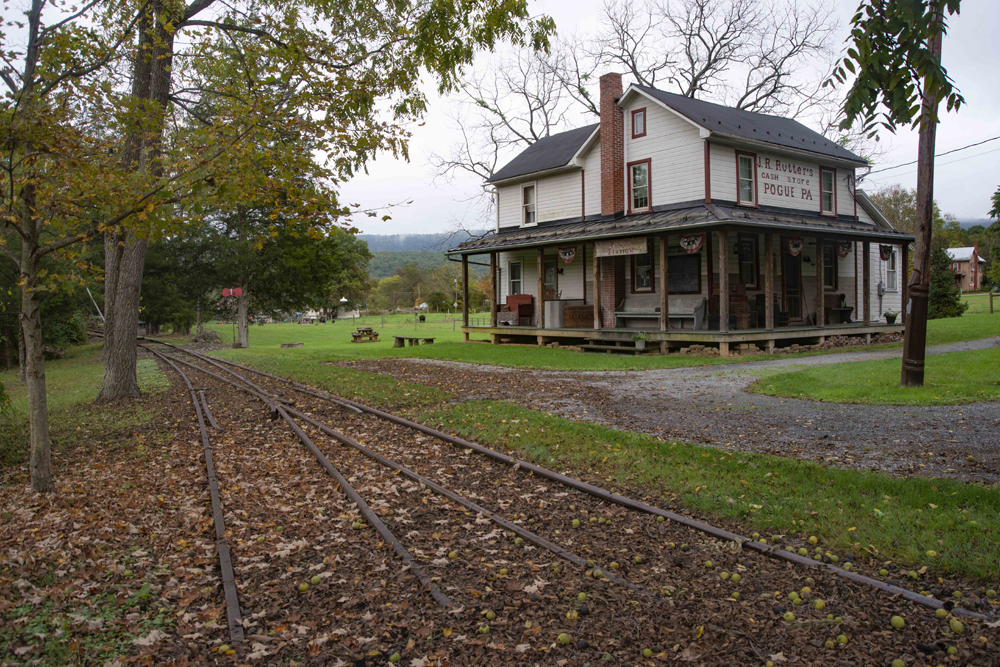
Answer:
[[599, 73, 624, 219]]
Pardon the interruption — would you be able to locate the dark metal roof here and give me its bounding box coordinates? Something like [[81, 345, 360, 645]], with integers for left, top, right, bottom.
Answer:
[[487, 124, 599, 183], [633, 85, 867, 165], [449, 205, 913, 254]]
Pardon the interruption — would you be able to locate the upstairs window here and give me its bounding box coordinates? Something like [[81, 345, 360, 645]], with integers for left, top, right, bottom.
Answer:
[[737, 152, 756, 206], [632, 108, 646, 138], [820, 168, 836, 215], [508, 261, 522, 294], [522, 183, 536, 225], [629, 160, 650, 213]]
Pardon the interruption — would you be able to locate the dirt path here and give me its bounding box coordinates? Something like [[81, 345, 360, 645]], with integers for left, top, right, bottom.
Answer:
[[345, 337, 1000, 484]]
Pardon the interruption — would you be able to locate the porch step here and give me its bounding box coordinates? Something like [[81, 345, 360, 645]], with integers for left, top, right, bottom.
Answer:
[[579, 343, 648, 355]]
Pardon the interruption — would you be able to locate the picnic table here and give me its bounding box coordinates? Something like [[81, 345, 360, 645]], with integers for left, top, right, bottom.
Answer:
[[351, 328, 380, 343], [393, 335, 435, 348]]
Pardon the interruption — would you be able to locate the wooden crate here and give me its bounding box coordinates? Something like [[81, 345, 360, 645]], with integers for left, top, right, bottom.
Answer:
[[564, 305, 593, 328]]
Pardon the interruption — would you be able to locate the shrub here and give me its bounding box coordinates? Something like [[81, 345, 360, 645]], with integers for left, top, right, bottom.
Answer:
[[928, 246, 969, 320]]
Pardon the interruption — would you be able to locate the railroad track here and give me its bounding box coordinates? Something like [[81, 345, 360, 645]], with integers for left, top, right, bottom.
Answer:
[[137, 338, 995, 664]]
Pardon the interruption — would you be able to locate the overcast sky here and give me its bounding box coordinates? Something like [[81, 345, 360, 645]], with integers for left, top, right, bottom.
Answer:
[[340, 0, 1000, 236]]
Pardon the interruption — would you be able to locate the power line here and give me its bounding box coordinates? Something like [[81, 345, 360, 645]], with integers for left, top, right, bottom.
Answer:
[[865, 146, 1000, 182], [866, 135, 1000, 175]]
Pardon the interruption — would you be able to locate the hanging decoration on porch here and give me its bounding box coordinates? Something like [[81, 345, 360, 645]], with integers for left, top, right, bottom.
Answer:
[[879, 244, 893, 261], [785, 236, 804, 256], [558, 246, 577, 263], [679, 233, 704, 253], [837, 241, 852, 258]]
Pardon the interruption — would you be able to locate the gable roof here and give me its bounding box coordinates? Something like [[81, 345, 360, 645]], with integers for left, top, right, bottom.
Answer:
[[630, 85, 867, 165], [487, 124, 599, 183], [946, 247, 982, 262]]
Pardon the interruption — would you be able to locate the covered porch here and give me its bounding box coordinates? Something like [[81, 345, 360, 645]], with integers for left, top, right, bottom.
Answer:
[[451, 207, 911, 357]]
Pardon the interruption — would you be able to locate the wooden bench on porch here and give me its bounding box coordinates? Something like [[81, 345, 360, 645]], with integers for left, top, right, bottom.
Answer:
[[393, 335, 436, 348], [614, 296, 706, 330]]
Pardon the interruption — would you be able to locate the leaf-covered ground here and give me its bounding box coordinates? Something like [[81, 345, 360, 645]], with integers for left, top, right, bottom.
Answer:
[[2, 353, 999, 666]]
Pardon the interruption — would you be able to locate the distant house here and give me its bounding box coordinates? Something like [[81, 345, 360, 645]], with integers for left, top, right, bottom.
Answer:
[[448, 72, 913, 356], [945, 246, 985, 291]]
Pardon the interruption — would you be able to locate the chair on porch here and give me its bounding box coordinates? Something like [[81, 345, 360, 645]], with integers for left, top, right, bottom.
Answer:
[[753, 294, 790, 328]]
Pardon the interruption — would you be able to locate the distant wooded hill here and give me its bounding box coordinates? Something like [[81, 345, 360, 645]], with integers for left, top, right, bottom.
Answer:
[[367, 251, 490, 280], [357, 230, 487, 252], [360, 231, 490, 280]]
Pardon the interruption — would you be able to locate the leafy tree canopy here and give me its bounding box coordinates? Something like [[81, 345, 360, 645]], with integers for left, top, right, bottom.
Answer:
[[830, 0, 962, 137]]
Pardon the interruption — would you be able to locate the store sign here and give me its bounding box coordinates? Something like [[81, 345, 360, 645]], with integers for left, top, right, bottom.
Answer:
[[595, 237, 647, 258], [757, 155, 815, 201]]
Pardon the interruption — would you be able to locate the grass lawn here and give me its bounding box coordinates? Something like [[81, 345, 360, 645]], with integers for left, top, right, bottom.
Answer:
[[751, 346, 1000, 405], [0, 345, 169, 466], [962, 291, 997, 314], [421, 400, 1000, 581], [203, 309, 1000, 373]]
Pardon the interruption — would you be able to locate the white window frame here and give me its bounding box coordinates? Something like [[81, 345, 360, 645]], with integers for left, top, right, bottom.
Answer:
[[521, 182, 537, 227], [632, 108, 646, 138], [737, 152, 756, 206], [886, 250, 898, 292], [508, 261, 523, 295], [820, 168, 836, 215], [629, 160, 650, 213]]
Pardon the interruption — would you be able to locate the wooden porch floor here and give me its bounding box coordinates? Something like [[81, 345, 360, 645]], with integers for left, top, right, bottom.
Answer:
[[462, 321, 904, 355]]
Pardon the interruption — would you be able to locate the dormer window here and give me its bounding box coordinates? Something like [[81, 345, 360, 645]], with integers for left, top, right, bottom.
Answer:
[[632, 108, 646, 138], [820, 168, 836, 215], [737, 152, 756, 206], [628, 159, 651, 213], [522, 182, 536, 225]]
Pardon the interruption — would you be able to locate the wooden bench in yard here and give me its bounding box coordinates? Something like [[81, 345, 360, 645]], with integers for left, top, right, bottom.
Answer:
[[393, 335, 436, 348], [351, 329, 380, 342]]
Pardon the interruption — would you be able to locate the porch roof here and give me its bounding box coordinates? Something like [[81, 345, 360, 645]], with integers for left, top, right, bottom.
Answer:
[[448, 204, 914, 255]]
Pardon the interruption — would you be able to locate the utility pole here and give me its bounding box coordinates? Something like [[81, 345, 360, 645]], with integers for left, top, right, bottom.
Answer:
[[901, 20, 943, 387]]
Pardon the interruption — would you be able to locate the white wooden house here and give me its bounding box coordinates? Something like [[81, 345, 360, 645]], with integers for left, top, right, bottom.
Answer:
[[448, 73, 912, 355]]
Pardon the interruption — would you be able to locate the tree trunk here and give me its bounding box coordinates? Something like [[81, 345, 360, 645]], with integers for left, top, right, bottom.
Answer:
[[97, 231, 147, 401], [900, 24, 942, 387], [196, 301, 204, 334], [236, 290, 249, 348], [98, 0, 175, 399], [20, 198, 53, 492], [18, 312, 26, 382]]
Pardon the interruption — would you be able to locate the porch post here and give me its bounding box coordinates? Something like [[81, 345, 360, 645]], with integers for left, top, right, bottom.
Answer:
[[764, 232, 774, 331], [863, 241, 871, 325], [462, 253, 470, 341], [489, 251, 497, 327], [718, 229, 729, 333], [815, 236, 825, 327], [659, 234, 669, 331], [537, 246, 545, 329], [901, 242, 909, 319], [593, 245, 601, 329]]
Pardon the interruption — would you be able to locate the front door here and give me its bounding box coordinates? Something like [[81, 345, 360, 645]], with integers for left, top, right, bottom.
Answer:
[[783, 253, 802, 323], [544, 258, 558, 300]]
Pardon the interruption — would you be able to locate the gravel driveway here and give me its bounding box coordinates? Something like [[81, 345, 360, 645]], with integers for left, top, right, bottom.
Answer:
[[344, 337, 1000, 484]]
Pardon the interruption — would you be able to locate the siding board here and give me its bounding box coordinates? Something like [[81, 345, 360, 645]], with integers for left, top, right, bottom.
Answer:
[[624, 99, 705, 206]]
